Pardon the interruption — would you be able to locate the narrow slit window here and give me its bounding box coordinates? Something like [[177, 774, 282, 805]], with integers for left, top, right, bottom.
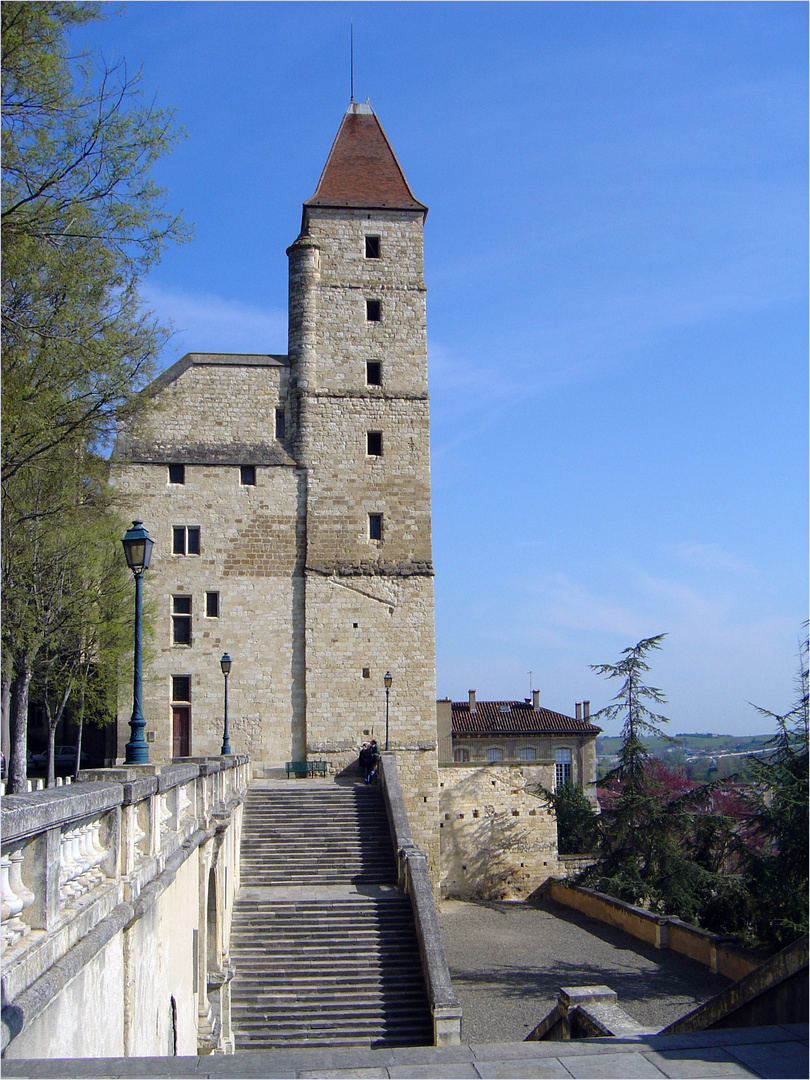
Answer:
[[172, 596, 192, 646], [555, 748, 573, 788], [240, 465, 256, 486], [366, 361, 382, 386], [367, 431, 382, 457], [168, 464, 185, 485], [275, 408, 285, 439], [365, 236, 380, 259], [206, 591, 219, 618], [366, 299, 381, 322], [368, 513, 382, 541]]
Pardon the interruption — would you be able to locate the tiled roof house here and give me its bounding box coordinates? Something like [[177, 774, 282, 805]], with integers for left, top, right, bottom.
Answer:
[[437, 690, 600, 803]]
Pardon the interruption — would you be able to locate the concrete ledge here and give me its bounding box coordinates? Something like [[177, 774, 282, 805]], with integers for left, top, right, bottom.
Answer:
[[1, 1025, 806, 1077], [534, 878, 765, 979], [662, 934, 809, 1034], [2, 786, 124, 844]]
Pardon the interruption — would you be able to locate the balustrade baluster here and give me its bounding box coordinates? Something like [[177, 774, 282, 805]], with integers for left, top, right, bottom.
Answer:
[[1, 854, 25, 945]]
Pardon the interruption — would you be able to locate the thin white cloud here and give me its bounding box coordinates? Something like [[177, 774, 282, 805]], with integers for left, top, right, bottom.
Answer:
[[668, 543, 754, 578], [139, 282, 288, 368]]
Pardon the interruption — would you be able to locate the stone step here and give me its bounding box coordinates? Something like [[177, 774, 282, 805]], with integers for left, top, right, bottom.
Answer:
[[231, 785, 431, 1050]]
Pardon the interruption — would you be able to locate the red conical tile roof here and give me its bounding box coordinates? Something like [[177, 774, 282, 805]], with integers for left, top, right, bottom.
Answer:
[[305, 102, 427, 216]]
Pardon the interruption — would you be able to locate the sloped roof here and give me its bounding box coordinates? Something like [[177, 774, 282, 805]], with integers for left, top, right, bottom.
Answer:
[[452, 700, 601, 737], [305, 101, 427, 215]]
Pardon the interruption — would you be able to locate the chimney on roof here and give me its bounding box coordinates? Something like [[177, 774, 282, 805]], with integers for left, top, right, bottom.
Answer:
[[532, 689, 540, 710], [576, 702, 583, 721], [469, 690, 477, 714], [583, 700, 590, 721]]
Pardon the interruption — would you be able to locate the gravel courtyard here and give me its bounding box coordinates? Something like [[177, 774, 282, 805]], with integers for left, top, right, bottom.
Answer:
[[438, 896, 731, 1044]]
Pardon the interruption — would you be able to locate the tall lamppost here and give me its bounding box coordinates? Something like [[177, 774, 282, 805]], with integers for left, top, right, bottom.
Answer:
[[384, 671, 393, 751], [121, 521, 154, 765], [220, 653, 232, 756]]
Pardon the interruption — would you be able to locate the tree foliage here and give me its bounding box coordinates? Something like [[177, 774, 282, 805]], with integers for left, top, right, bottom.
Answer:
[[538, 782, 600, 855], [590, 634, 671, 785], [579, 633, 809, 952], [739, 636, 809, 949], [1, 2, 185, 791]]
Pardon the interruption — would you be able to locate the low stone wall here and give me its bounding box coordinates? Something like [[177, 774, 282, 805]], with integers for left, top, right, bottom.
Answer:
[[1, 757, 250, 1059], [438, 764, 560, 900], [378, 752, 462, 1046], [535, 879, 764, 979]]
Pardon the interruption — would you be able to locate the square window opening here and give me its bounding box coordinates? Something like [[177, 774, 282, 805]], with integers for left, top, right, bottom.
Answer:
[[168, 464, 185, 485], [172, 676, 191, 702], [367, 431, 382, 457], [275, 408, 286, 440], [366, 360, 382, 386], [366, 299, 381, 322], [365, 235, 380, 259], [368, 513, 382, 541], [362, 667, 370, 679], [206, 591, 219, 618], [240, 465, 256, 486], [173, 526, 200, 556]]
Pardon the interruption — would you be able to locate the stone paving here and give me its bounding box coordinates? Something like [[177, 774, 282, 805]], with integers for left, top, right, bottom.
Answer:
[[3, 1025, 808, 1078], [438, 898, 732, 1042]]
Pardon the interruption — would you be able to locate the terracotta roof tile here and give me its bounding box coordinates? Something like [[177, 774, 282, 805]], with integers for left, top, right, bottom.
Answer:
[[305, 102, 426, 215], [452, 700, 601, 736]]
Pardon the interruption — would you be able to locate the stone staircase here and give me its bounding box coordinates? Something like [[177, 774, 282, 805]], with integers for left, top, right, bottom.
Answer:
[[229, 783, 434, 1049]]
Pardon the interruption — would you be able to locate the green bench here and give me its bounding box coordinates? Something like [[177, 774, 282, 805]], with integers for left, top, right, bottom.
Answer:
[[285, 760, 327, 778]]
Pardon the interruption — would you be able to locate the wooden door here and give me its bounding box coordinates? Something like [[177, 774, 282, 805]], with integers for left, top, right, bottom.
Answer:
[[173, 706, 190, 758]]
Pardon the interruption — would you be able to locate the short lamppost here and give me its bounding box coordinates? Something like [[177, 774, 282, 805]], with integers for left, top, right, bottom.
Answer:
[[384, 671, 393, 751], [220, 653, 232, 756], [121, 521, 154, 765]]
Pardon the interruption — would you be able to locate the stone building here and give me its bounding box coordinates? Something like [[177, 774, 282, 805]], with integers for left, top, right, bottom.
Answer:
[[437, 691, 600, 803], [436, 692, 600, 899], [112, 101, 439, 869]]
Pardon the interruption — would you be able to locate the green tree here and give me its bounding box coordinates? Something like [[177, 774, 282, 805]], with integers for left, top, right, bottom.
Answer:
[[590, 634, 671, 785], [538, 782, 600, 855], [741, 636, 809, 949], [579, 636, 730, 922], [1, 2, 186, 792]]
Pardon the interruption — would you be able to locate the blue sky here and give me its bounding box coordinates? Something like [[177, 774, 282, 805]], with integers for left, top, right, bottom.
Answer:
[[79, 2, 807, 735]]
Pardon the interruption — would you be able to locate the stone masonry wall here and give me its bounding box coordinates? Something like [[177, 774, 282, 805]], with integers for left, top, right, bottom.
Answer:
[[111, 355, 300, 764], [439, 765, 562, 900]]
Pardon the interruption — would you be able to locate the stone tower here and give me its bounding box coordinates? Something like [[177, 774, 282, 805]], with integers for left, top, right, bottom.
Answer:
[[110, 101, 439, 870], [287, 102, 438, 863]]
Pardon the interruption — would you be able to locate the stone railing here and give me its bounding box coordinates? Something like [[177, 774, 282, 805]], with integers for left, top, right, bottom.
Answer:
[[1, 756, 250, 1055], [533, 878, 765, 981], [378, 752, 462, 1047]]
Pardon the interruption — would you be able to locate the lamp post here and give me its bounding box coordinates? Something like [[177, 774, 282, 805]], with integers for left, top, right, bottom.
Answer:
[[384, 671, 393, 751], [220, 653, 232, 756], [121, 521, 154, 765]]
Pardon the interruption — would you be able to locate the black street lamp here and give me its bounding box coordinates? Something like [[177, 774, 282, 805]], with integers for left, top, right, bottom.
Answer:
[[220, 653, 232, 756], [121, 521, 154, 765], [384, 671, 393, 751]]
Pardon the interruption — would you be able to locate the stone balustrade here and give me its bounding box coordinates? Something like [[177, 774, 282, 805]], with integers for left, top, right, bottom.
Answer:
[[1, 756, 250, 1058], [378, 751, 462, 1046]]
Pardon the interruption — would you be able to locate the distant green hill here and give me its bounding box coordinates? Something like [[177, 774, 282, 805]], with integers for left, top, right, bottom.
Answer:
[[596, 733, 774, 757]]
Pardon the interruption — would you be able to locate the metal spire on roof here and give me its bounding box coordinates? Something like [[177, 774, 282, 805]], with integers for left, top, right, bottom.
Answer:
[[350, 23, 354, 103]]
